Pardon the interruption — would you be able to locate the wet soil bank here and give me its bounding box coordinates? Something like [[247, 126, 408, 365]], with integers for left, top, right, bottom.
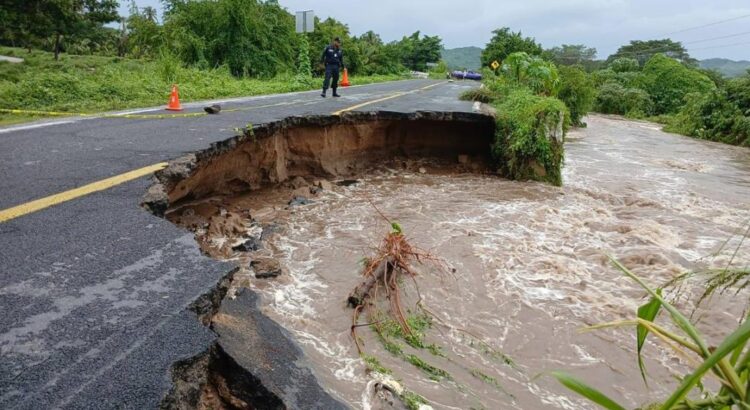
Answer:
[[144, 111, 498, 409], [143, 111, 494, 216]]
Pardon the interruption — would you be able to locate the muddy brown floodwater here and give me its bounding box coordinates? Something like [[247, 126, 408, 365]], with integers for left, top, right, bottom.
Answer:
[[171, 114, 750, 409]]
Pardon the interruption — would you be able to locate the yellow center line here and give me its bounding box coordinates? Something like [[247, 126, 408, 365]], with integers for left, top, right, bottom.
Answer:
[[332, 92, 406, 115], [0, 81, 446, 223], [0, 162, 167, 223], [332, 81, 445, 115]]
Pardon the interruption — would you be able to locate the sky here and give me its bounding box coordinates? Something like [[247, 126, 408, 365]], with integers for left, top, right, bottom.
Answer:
[[120, 0, 750, 61]]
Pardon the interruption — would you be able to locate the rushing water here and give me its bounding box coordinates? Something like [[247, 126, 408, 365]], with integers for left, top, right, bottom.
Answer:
[[222, 115, 750, 409]]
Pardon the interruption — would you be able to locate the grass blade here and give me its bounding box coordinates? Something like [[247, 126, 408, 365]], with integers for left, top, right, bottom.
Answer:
[[637, 289, 663, 387], [610, 256, 746, 398], [660, 317, 750, 409], [548, 371, 627, 410], [609, 256, 708, 354]]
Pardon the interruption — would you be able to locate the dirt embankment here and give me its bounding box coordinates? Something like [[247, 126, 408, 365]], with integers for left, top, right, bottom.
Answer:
[[144, 111, 495, 215]]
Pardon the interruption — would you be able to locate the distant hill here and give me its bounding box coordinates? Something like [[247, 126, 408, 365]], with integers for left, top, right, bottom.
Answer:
[[441, 46, 482, 70], [700, 58, 750, 78]]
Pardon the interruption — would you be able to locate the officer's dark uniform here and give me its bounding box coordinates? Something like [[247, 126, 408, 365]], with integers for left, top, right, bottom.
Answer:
[[321, 43, 344, 97]]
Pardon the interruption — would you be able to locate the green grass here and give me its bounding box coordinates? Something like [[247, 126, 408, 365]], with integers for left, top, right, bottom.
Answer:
[[361, 354, 392, 375], [401, 390, 428, 410], [377, 313, 433, 350], [405, 354, 451, 381], [469, 368, 514, 398], [0, 46, 409, 125], [371, 314, 451, 381]]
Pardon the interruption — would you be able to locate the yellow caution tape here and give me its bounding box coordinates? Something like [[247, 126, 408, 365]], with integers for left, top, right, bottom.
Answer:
[[0, 108, 91, 117], [0, 100, 305, 120], [0, 108, 207, 119], [110, 112, 207, 119], [0, 85, 433, 121]]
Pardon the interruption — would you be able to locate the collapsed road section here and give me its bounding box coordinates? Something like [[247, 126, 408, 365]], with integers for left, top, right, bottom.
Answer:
[[144, 111, 496, 215], [143, 111, 498, 409]]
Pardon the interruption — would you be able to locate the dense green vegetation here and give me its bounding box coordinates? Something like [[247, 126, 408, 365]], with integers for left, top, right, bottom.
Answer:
[[589, 52, 749, 146], [481, 28, 543, 67], [465, 27, 750, 187], [0, 0, 445, 122], [493, 87, 568, 186], [477, 27, 750, 148], [0, 0, 444, 76], [0, 46, 405, 120], [666, 75, 750, 146], [463, 49, 571, 186]]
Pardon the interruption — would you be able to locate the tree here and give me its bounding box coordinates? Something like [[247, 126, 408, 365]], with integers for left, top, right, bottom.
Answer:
[[642, 53, 715, 114], [126, 1, 162, 58], [557, 65, 596, 126], [607, 39, 696, 67], [13, 0, 120, 60], [307, 17, 362, 75], [354, 31, 403, 75], [545, 44, 597, 66], [501, 52, 560, 96], [481, 27, 542, 67], [162, 0, 297, 77], [395, 31, 442, 71]]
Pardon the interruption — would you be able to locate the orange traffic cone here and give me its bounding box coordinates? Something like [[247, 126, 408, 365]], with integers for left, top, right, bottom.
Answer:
[[340, 68, 351, 87], [166, 84, 183, 111]]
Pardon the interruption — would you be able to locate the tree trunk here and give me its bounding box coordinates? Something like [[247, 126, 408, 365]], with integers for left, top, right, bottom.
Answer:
[[347, 258, 393, 307], [54, 33, 62, 61]]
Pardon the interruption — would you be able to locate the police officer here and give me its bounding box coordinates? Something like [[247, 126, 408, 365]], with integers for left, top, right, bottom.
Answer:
[[320, 37, 344, 98]]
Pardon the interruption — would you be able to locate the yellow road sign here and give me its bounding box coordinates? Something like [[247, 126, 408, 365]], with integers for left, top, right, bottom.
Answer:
[[490, 60, 500, 70]]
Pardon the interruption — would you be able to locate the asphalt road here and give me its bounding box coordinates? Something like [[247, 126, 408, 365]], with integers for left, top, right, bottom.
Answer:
[[0, 78, 477, 409]]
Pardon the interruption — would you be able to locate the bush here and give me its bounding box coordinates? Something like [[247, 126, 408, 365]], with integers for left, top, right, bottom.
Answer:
[[557, 65, 595, 126], [726, 73, 750, 112], [428, 60, 448, 79], [667, 89, 750, 146], [492, 88, 569, 186], [642, 54, 715, 114], [595, 81, 652, 116]]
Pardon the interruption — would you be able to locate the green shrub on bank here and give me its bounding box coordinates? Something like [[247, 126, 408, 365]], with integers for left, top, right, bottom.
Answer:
[[664, 71, 750, 146], [492, 88, 569, 186], [557, 65, 595, 126], [595, 81, 653, 117]]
